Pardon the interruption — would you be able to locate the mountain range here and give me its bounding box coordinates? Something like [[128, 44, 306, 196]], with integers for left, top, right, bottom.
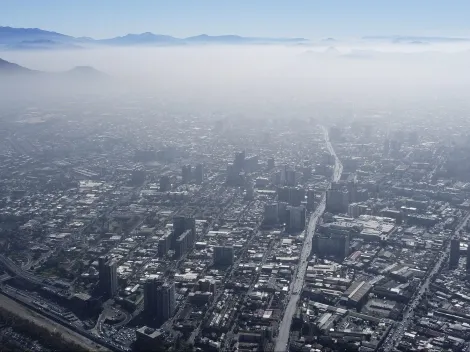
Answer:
[[0, 26, 309, 50]]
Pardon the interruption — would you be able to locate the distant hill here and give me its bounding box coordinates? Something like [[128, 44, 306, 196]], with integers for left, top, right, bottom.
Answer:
[[0, 57, 36, 74], [0, 26, 309, 49], [98, 32, 181, 46], [66, 65, 105, 75], [0, 57, 112, 100], [0, 57, 107, 80], [63, 66, 109, 81]]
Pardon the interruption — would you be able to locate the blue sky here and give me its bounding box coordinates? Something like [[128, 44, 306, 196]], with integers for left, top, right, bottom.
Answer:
[[1, 0, 470, 39]]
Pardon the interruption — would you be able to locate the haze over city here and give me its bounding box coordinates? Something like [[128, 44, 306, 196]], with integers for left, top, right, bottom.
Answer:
[[1, 2, 470, 352]]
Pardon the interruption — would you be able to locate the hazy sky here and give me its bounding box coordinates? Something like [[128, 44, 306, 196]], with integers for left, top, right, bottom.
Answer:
[[2, 0, 470, 39]]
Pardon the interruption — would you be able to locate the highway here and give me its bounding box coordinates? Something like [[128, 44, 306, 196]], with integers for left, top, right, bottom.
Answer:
[[381, 212, 470, 351], [275, 126, 342, 352], [0, 254, 54, 288]]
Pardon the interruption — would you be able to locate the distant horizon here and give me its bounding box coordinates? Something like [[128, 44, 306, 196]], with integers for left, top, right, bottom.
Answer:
[[2, 24, 470, 43], [2, 0, 470, 40]]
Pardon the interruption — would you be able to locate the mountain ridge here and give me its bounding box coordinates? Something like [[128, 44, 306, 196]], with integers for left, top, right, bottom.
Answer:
[[0, 26, 309, 49]]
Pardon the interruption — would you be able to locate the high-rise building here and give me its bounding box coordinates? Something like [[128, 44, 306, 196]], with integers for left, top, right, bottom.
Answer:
[[144, 279, 175, 324], [277, 186, 290, 203], [173, 216, 196, 239], [182, 165, 192, 184], [197, 278, 217, 294], [326, 187, 349, 213], [346, 174, 357, 203], [175, 229, 191, 258], [289, 187, 305, 207], [277, 186, 305, 207], [279, 165, 288, 185], [135, 326, 164, 351], [348, 203, 360, 218], [159, 176, 171, 192], [307, 189, 315, 212], [194, 163, 204, 184], [263, 203, 279, 225], [255, 177, 270, 188], [302, 166, 312, 181], [286, 206, 306, 233], [213, 246, 234, 266], [172, 216, 196, 253], [450, 238, 460, 268], [234, 151, 246, 172], [355, 189, 369, 202], [313, 233, 350, 260], [245, 181, 255, 200], [277, 202, 289, 224], [98, 256, 118, 298], [286, 170, 297, 187], [158, 232, 172, 257], [226, 163, 243, 186], [342, 158, 358, 173], [131, 169, 146, 185], [244, 155, 259, 173]]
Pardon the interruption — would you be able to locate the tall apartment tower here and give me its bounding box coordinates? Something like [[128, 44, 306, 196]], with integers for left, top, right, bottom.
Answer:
[[159, 175, 171, 192], [172, 216, 196, 252], [194, 163, 204, 184], [286, 206, 306, 233], [182, 165, 192, 184], [144, 279, 176, 324], [98, 256, 118, 298], [234, 151, 246, 172], [263, 203, 279, 225], [313, 233, 350, 261], [450, 238, 460, 269]]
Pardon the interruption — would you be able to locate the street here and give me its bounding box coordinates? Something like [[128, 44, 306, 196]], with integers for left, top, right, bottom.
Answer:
[[275, 126, 342, 352]]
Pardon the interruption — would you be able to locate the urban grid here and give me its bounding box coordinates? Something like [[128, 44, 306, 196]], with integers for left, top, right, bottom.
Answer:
[[1, 92, 470, 352]]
